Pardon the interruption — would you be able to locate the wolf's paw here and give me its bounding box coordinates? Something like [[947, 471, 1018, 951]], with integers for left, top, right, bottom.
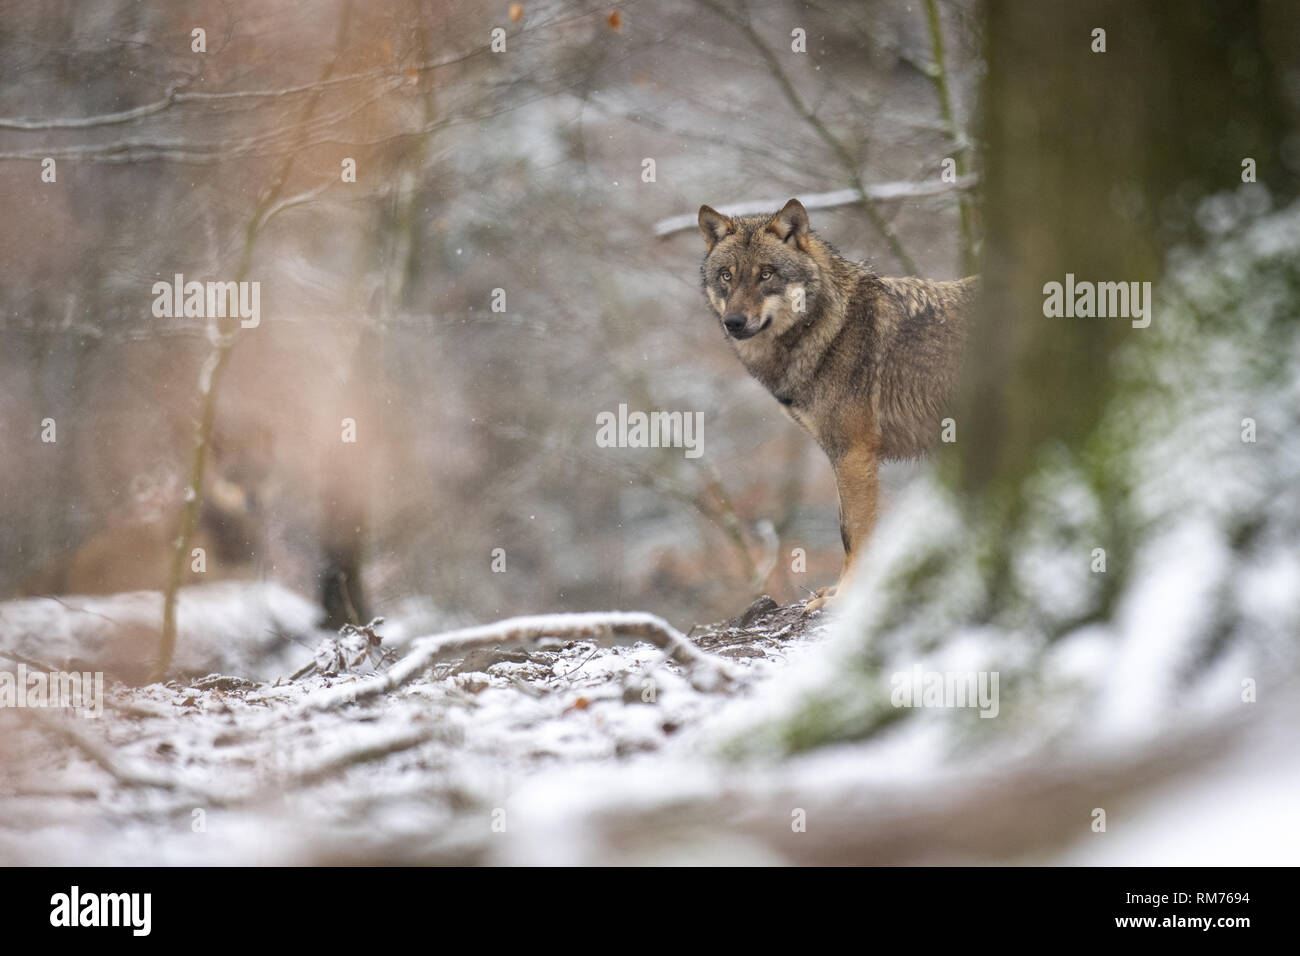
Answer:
[[803, 584, 839, 615]]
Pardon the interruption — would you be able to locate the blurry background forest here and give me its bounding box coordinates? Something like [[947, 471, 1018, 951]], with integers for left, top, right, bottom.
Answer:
[[1, 0, 979, 634], [3, 0, 1300, 866]]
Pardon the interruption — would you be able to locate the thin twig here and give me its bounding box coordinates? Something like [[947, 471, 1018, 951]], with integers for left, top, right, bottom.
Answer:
[[697, 0, 919, 273], [923, 0, 977, 275], [0, 12, 585, 132], [19, 708, 223, 802], [283, 727, 436, 789]]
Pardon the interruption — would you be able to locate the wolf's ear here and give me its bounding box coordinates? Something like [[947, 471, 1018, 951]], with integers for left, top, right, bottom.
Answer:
[[698, 205, 735, 251], [768, 198, 810, 245]]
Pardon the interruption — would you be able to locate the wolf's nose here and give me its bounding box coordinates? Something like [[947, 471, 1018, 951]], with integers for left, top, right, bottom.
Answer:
[[723, 314, 747, 334]]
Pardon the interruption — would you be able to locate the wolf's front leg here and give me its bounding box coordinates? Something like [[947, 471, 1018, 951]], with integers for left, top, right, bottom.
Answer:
[[805, 440, 880, 614]]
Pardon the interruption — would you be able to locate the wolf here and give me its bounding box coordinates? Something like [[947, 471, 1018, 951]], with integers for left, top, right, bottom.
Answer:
[[697, 198, 977, 612]]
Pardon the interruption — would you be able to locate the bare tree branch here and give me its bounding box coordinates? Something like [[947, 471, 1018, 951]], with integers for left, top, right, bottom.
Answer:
[[19, 708, 222, 801], [0, 13, 584, 132], [696, 0, 920, 273], [652, 176, 979, 238], [291, 611, 738, 716]]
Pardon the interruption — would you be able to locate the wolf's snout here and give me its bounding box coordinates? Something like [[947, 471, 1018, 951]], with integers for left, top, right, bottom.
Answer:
[[723, 314, 748, 335]]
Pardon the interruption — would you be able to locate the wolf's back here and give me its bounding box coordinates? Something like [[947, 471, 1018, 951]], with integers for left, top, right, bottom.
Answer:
[[868, 274, 976, 460]]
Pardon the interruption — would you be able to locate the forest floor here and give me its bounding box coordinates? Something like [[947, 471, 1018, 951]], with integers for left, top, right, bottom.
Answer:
[[0, 592, 834, 865], [1, 583, 1293, 865]]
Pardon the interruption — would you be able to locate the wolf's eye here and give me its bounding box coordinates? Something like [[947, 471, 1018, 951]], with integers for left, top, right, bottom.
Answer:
[[760, 268, 774, 280], [719, 269, 732, 282]]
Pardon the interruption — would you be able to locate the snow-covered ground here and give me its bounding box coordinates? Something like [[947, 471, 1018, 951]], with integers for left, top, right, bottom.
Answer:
[[2, 196, 1298, 865]]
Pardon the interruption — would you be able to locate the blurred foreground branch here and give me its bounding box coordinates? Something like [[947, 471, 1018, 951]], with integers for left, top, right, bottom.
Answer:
[[154, 0, 356, 683]]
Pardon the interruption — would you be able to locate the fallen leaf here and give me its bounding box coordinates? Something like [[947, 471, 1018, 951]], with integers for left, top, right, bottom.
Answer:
[[565, 696, 591, 714]]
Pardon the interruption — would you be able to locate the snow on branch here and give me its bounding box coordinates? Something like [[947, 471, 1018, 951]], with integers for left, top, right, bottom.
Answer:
[[651, 175, 979, 238], [293, 610, 737, 715], [19, 708, 223, 802]]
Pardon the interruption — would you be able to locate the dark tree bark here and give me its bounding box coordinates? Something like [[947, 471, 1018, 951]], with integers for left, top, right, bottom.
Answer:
[[959, 0, 1300, 497]]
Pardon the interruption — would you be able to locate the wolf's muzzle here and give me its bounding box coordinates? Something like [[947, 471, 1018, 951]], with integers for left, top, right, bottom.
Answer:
[[724, 314, 770, 340]]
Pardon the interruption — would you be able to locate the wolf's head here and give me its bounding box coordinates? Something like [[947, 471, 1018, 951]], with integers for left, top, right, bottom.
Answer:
[[698, 198, 826, 341]]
